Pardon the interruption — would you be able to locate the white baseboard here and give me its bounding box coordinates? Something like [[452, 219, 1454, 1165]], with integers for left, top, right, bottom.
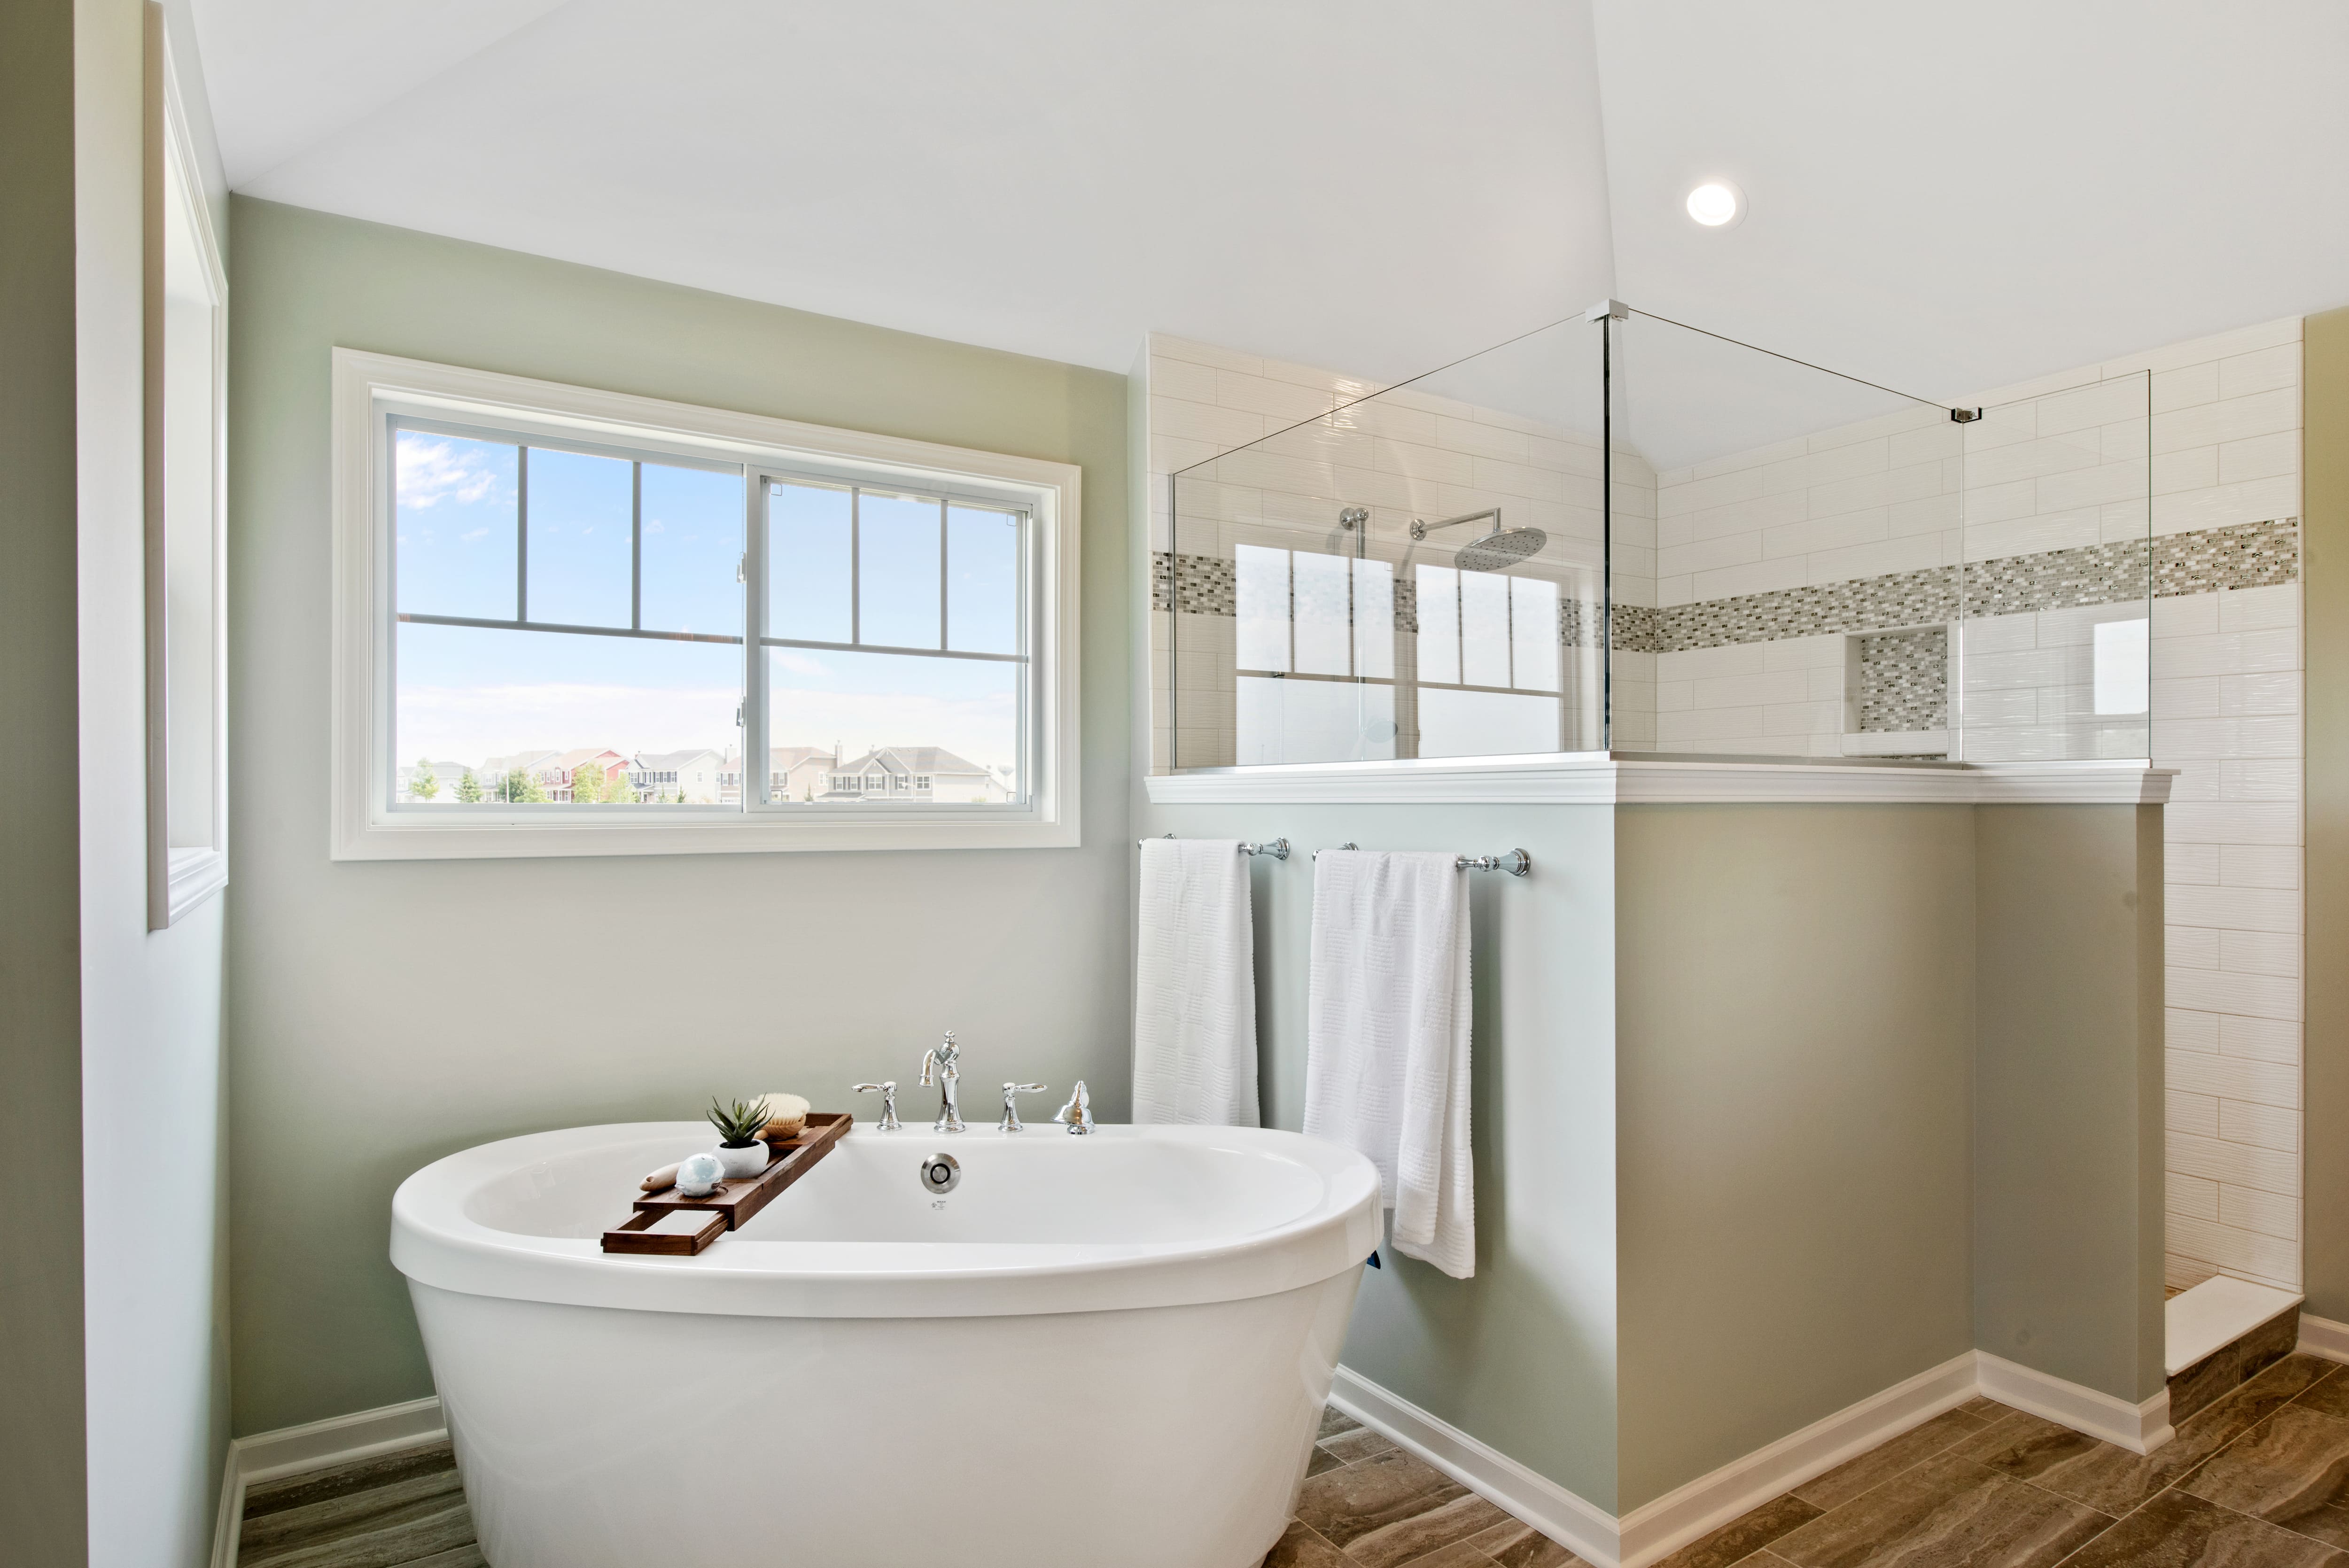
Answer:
[[2301, 1313, 2349, 1364], [209, 1397, 447, 1568], [238, 1354, 2180, 1568], [1334, 1350, 2165, 1568], [207, 1440, 242, 1568], [1975, 1351, 2172, 1455], [1614, 1351, 1978, 1568], [1328, 1367, 1620, 1568]]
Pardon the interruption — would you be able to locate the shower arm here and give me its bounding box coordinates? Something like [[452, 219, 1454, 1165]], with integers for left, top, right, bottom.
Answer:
[[1408, 508, 1503, 542]]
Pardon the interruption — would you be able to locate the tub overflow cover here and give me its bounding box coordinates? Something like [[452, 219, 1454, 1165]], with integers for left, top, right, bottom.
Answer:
[[920, 1153, 962, 1194]]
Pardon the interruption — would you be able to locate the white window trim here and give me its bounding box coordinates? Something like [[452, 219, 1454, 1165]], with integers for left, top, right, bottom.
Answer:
[[145, 24, 229, 926], [330, 349, 1081, 859]]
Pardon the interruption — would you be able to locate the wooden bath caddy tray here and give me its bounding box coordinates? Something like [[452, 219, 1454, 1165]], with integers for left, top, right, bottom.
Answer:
[[601, 1111, 851, 1256]]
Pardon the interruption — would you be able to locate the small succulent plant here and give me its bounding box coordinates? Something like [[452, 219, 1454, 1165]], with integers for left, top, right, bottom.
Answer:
[[706, 1095, 772, 1148]]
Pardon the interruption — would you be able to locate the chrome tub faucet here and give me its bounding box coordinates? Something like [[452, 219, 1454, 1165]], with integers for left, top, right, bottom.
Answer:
[[919, 1031, 964, 1133]]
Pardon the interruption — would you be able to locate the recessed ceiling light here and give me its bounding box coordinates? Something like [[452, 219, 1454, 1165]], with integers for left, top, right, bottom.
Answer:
[[1685, 179, 1744, 228]]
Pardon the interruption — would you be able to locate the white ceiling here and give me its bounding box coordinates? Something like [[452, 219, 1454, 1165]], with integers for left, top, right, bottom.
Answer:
[[194, 0, 2349, 401], [1593, 0, 2349, 404], [203, 0, 1613, 385]]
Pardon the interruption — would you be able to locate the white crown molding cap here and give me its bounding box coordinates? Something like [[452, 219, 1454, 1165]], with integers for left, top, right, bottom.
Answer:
[[1145, 756, 2175, 807]]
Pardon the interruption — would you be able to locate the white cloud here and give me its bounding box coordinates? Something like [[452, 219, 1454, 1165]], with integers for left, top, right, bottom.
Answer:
[[770, 651, 831, 677], [398, 437, 503, 510]]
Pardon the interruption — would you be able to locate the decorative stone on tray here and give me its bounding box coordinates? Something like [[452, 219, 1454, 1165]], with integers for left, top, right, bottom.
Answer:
[[673, 1152, 724, 1196]]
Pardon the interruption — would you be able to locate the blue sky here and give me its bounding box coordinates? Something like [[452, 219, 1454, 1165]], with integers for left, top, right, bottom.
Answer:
[[393, 432, 1021, 776]]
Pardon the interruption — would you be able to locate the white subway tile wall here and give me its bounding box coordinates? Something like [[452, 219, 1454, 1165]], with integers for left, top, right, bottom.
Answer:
[[1144, 322, 2303, 1293], [1643, 320, 2304, 1289], [1146, 331, 1651, 768]]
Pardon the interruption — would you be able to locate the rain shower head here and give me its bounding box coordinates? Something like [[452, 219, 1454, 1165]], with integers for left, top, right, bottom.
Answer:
[[1454, 529, 1548, 572], [1407, 508, 1548, 573]]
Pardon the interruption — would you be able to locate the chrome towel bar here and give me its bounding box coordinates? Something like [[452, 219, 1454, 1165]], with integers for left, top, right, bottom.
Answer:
[[1147, 834, 1291, 861], [1311, 843, 1532, 877]]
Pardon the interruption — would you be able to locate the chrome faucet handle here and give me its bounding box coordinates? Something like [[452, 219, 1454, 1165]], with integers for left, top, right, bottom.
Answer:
[[1053, 1080, 1095, 1135], [853, 1080, 901, 1133], [999, 1082, 1049, 1133]]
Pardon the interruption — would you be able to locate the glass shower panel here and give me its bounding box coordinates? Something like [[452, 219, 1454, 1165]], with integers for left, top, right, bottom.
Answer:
[[1953, 371, 2152, 761], [1163, 314, 1605, 769], [1603, 310, 1961, 759]]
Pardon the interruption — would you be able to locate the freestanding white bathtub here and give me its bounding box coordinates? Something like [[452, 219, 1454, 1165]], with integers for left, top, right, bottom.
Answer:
[[391, 1121, 1381, 1568]]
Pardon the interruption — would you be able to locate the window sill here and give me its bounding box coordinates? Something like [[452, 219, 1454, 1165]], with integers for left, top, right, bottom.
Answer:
[[153, 846, 227, 928], [1143, 753, 2175, 806], [331, 810, 1078, 861]]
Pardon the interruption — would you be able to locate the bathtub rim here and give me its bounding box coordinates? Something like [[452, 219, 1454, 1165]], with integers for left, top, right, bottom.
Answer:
[[391, 1121, 1384, 1320]]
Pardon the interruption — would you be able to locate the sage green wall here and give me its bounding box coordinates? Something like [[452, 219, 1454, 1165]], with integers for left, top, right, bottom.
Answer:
[[1142, 801, 1624, 1510], [1140, 791, 2167, 1514], [1974, 805, 2167, 1403], [1, 0, 91, 1558], [2306, 307, 2349, 1325], [227, 198, 1133, 1434], [1613, 804, 1976, 1511]]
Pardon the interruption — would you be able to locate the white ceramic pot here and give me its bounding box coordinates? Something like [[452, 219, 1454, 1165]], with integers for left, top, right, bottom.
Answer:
[[713, 1142, 769, 1179]]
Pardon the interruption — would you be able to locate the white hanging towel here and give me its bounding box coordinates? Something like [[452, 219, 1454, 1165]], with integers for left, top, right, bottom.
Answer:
[[1304, 850, 1474, 1278], [1131, 838, 1260, 1126]]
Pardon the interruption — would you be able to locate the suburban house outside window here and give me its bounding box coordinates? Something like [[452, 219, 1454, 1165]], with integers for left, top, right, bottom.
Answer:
[[332, 351, 1081, 857]]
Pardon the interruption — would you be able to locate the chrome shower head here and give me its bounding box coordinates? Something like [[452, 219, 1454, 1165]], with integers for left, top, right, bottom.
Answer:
[[1453, 528, 1548, 573], [1408, 507, 1547, 572]]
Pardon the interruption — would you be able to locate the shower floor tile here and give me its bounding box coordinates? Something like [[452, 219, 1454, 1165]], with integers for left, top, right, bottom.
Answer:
[[235, 1357, 2349, 1568]]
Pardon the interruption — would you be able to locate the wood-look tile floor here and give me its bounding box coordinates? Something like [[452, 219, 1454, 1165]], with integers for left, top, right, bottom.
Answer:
[[237, 1442, 482, 1568], [1280, 1355, 2349, 1568], [240, 1356, 2349, 1568]]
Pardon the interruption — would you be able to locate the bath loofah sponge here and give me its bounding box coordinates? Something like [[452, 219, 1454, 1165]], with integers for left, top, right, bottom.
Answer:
[[757, 1092, 811, 1141]]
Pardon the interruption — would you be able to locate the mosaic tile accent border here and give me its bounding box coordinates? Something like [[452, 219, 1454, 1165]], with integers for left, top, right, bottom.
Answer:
[[1153, 551, 1235, 615], [1150, 519, 2297, 656], [2154, 517, 2302, 598], [1641, 564, 1958, 654], [1641, 517, 2297, 654], [1856, 626, 1948, 733]]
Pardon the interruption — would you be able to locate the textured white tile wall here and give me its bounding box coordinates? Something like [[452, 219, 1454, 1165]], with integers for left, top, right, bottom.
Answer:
[[2160, 568, 2305, 1293], [1146, 332, 1650, 766], [1651, 321, 2306, 1292], [1145, 323, 2306, 1293], [1654, 402, 1962, 609]]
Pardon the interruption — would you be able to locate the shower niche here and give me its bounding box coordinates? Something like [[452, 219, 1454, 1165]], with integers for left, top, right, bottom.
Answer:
[[1154, 303, 2151, 771], [1842, 625, 1950, 759]]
